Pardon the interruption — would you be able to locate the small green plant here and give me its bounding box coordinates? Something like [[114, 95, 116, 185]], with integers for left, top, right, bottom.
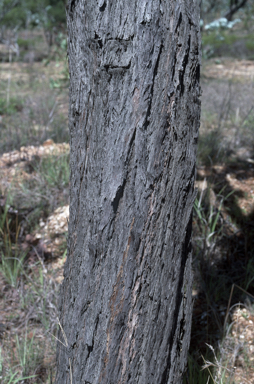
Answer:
[[0, 346, 36, 384], [17, 38, 31, 51], [197, 130, 226, 166], [0, 198, 27, 287], [0, 258, 59, 383], [0, 345, 37, 384], [27, 151, 70, 190], [0, 251, 27, 288], [0, 97, 23, 116], [5, 371, 36, 384], [0, 210, 26, 287], [16, 330, 40, 376], [4, 150, 70, 233], [183, 353, 210, 384], [202, 347, 229, 384], [0, 197, 9, 233], [194, 185, 234, 254]]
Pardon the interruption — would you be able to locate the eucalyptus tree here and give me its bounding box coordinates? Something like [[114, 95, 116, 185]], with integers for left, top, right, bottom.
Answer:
[[0, 0, 66, 48], [56, 1, 201, 383]]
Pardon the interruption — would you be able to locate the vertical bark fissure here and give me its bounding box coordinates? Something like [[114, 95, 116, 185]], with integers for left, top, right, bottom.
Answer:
[[160, 217, 192, 384], [143, 43, 163, 130], [111, 126, 136, 214]]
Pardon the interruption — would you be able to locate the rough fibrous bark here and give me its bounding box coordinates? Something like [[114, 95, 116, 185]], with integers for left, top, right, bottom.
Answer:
[[56, 1, 201, 383]]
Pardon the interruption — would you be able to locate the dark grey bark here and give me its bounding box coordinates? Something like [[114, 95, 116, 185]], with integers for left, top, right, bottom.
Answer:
[[56, 1, 200, 383]]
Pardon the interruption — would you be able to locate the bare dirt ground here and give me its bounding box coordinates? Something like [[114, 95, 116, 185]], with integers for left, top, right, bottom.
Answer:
[[203, 58, 254, 81]]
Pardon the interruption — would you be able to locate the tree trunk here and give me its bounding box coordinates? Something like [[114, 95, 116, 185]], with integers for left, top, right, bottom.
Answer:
[[225, 0, 248, 21], [56, 1, 201, 383]]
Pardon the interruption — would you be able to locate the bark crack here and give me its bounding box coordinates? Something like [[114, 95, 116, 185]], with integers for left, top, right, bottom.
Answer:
[[99, 1, 106, 12], [126, 127, 136, 164], [179, 35, 191, 96], [143, 43, 163, 130], [104, 61, 131, 71], [111, 178, 127, 214], [69, 0, 77, 16], [111, 127, 136, 214], [86, 314, 99, 360]]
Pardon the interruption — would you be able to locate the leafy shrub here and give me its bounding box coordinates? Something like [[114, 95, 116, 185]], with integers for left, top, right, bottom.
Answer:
[[0, 97, 23, 115], [17, 38, 31, 51], [202, 31, 254, 59]]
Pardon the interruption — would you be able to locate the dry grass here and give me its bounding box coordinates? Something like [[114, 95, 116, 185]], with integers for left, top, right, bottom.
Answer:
[[0, 33, 69, 381], [184, 60, 254, 384], [0, 59, 68, 155]]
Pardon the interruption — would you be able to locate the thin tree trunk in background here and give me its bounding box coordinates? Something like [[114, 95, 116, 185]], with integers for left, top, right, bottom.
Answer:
[[225, 0, 248, 21], [56, 1, 201, 383]]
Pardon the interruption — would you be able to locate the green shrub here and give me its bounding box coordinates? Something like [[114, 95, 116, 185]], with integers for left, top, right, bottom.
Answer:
[[17, 38, 31, 51], [197, 130, 227, 166], [0, 97, 23, 115], [202, 31, 254, 59], [202, 31, 238, 49]]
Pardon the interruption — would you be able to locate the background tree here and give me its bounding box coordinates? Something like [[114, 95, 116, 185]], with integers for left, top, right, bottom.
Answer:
[[200, 0, 249, 22], [0, 0, 19, 23], [0, 0, 66, 50], [56, 0, 200, 383], [225, 0, 249, 21]]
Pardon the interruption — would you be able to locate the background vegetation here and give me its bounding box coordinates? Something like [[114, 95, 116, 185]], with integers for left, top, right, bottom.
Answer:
[[0, 0, 254, 383]]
